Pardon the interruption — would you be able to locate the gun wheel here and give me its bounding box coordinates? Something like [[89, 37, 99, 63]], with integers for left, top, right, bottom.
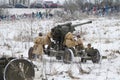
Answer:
[[63, 49, 73, 64], [4, 59, 35, 80], [28, 47, 34, 59]]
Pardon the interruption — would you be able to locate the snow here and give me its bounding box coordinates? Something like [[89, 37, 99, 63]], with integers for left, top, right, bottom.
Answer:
[[4, 8, 63, 15], [0, 9, 120, 80]]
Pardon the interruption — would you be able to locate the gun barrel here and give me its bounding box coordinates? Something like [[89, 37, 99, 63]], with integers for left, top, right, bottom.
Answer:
[[57, 22, 72, 27], [72, 21, 92, 27]]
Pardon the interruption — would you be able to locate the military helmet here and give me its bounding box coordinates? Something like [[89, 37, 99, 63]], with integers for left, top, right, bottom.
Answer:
[[39, 32, 42, 36], [87, 43, 91, 47], [77, 35, 81, 38]]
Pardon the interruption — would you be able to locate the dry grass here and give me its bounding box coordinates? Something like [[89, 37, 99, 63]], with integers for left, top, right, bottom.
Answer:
[[104, 39, 112, 43], [14, 35, 33, 42]]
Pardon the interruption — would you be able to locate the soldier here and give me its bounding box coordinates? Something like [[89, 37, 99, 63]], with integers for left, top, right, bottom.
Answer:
[[85, 43, 101, 63], [63, 32, 77, 48], [44, 32, 52, 45], [44, 32, 53, 55], [85, 43, 95, 57], [32, 33, 44, 61], [76, 35, 84, 50]]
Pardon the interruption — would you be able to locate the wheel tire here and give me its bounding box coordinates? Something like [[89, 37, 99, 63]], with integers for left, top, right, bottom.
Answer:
[[91, 57, 97, 63], [0, 66, 3, 80], [69, 47, 76, 55], [28, 47, 34, 59], [63, 49, 73, 64], [92, 51, 101, 63], [4, 59, 35, 80]]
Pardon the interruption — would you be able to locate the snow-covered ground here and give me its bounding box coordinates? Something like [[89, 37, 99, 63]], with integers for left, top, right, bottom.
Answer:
[[3, 8, 63, 15], [0, 10, 120, 80]]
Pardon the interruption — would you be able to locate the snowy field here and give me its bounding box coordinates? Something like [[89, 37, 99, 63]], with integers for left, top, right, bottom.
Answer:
[[3, 8, 63, 15], [0, 12, 120, 80]]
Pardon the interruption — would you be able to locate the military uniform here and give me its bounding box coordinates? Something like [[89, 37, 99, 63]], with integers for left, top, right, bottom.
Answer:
[[32, 36, 44, 56], [64, 32, 77, 48], [76, 37, 84, 50], [85, 43, 98, 57], [44, 32, 52, 45]]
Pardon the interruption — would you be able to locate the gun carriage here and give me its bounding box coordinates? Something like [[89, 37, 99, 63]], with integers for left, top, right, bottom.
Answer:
[[28, 20, 101, 63], [0, 56, 35, 80]]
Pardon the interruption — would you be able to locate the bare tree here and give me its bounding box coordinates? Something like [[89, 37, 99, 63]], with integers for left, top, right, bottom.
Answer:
[[63, 0, 79, 14], [23, 0, 25, 4], [0, 9, 9, 16], [75, 0, 84, 11], [9, 0, 11, 5], [0, 9, 3, 16], [20, 0, 22, 4]]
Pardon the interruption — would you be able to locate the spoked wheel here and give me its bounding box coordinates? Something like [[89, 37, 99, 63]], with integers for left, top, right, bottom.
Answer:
[[28, 47, 34, 59], [4, 59, 35, 80], [91, 49, 101, 63], [63, 48, 74, 64], [0, 57, 15, 80], [92, 52, 101, 63]]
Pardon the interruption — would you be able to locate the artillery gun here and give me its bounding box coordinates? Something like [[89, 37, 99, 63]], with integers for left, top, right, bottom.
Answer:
[[0, 56, 35, 80], [51, 21, 92, 46], [28, 20, 100, 63], [45, 20, 99, 63]]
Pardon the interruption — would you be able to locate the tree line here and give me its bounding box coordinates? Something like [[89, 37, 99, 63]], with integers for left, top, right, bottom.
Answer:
[[63, 0, 120, 15]]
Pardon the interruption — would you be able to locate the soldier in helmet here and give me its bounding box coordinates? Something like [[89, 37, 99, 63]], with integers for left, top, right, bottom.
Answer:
[[32, 32, 44, 61], [85, 43, 101, 63], [85, 43, 94, 57]]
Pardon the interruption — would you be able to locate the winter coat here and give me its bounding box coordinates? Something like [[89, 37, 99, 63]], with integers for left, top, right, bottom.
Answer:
[[64, 32, 77, 48], [77, 38, 83, 45], [44, 32, 52, 45], [32, 36, 44, 55], [76, 38, 84, 49]]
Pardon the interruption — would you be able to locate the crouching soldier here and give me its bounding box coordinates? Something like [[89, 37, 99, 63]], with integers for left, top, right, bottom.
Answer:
[[85, 43, 100, 63], [32, 33, 44, 61]]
